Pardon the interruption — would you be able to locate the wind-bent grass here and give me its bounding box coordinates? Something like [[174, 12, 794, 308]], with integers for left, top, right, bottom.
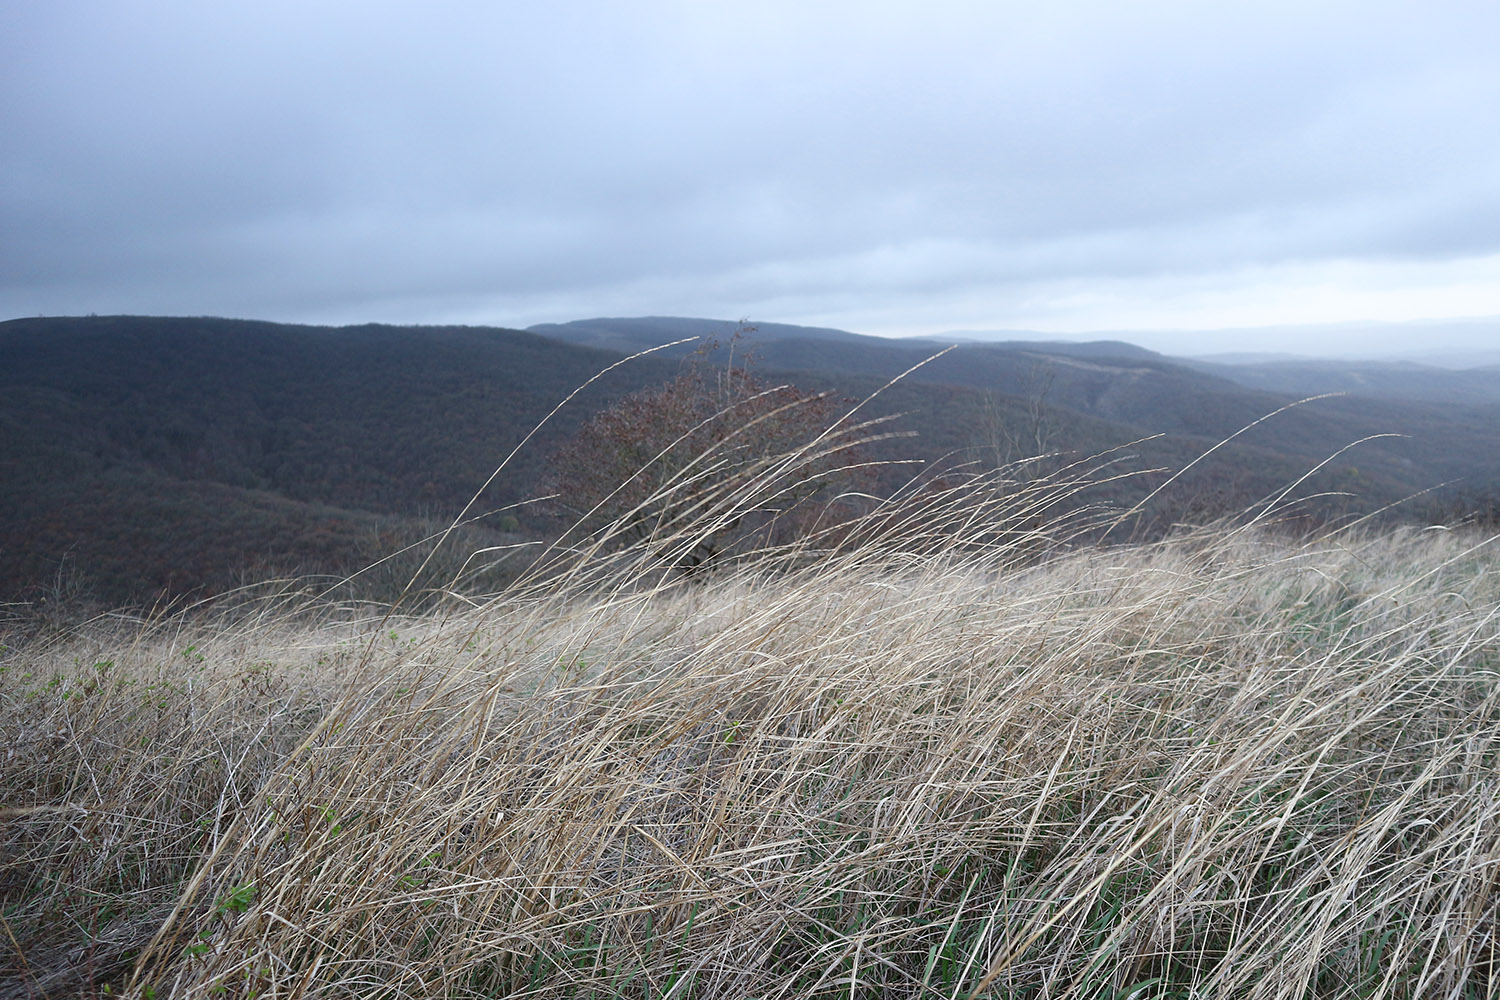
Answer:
[[3, 467, 1498, 996]]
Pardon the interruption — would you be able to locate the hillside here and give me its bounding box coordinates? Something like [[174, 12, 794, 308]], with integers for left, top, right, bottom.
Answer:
[[0, 316, 681, 604], [3, 514, 1496, 997], [4, 314, 1499, 608], [1182, 356, 1500, 406], [529, 317, 1500, 502]]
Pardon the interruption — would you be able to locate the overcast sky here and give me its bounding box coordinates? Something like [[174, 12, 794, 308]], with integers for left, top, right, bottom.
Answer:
[[5, 0, 1500, 356]]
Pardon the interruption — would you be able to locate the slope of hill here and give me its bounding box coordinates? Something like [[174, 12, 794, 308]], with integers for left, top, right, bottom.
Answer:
[[0, 316, 682, 604], [5, 314, 1499, 608], [528, 316, 1500, 500], [1182, 356, 1500, 406], [5, 508, 1497, 997], [527, 315, 884, 354]]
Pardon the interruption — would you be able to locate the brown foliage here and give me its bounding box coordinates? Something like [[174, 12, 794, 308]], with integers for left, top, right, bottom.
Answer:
[[549, 356, 869, 571]]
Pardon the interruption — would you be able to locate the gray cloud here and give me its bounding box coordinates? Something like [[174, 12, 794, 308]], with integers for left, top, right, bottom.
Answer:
[[4, 0, 1500, 347]]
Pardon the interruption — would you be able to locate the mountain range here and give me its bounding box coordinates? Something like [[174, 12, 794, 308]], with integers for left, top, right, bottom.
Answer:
[[3, 313, 1498, 609]]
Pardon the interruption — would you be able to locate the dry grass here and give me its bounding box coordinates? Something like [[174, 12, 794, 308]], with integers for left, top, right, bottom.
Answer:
[[3, 460, 1499, 997]]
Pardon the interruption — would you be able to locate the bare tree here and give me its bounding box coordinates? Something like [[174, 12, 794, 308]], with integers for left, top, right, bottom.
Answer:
[[549, 351, 868, 572], [983, 360, 1056, 468]]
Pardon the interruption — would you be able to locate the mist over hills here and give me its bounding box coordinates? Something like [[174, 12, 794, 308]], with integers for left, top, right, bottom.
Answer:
[[531, 316, 1500, 445], [1180, 356, 1500, 406], [532, 316, 1500, 404], [940, 315, 1500, 369], [4, 313, 1499, 608]]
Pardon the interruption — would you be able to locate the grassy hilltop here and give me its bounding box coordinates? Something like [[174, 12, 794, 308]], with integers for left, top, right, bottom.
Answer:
[[3, 473, 1498, 997]]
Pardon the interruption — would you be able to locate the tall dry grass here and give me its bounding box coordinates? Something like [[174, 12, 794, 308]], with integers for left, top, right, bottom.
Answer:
[[2, 424, 1498, 998]]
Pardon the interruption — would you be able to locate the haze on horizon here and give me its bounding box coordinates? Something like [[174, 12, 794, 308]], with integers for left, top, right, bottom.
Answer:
[[4, 1, 1499, 359]]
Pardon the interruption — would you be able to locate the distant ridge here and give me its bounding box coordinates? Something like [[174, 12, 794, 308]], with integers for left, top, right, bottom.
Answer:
[[527, 316, 889, 355], [1189, 352, 1314, 365], [1180, 355, 1500, 406], [5, 314, 1500, 605], [933, 331, 1164, 361], [966, 339, 1164, 363], [522, 315, 1500, 409], [529, 316, 1163, 364], [936, 316, 1500, 369]]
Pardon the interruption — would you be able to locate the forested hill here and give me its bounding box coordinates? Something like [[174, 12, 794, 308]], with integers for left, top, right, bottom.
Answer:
[[0, 316, 677, 604], [1181, 356, 1500, 406], [3, 314, 1498, 609], [1, 315, 667, 511], [529, 316, 1500, 496]]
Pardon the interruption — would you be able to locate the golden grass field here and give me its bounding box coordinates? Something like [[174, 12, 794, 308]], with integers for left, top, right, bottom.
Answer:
[[3, 429, 1499, 997]]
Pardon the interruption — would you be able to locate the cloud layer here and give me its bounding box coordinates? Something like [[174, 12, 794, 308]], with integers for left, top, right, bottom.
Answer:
[[5, 0, 1499, 350]]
